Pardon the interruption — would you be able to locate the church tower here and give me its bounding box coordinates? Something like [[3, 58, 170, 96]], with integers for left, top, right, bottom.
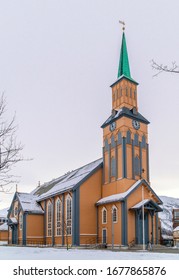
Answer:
[[101, 29, 150, 197]]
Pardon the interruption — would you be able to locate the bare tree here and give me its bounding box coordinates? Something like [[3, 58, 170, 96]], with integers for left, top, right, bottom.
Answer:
[[151, 60, 179, 77], [0, 94, 23, 192]]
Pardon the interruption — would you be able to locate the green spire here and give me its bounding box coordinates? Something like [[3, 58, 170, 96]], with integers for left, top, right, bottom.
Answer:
[[117, 32, 131, 79]]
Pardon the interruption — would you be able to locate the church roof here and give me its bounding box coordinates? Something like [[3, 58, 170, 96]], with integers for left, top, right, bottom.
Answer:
[[16, 193, 44, 214], [131, 199, 163, 212], [101, 106, 149, 128], [111, 32, 138, 86], [118, 32, 131, 79], [96, 179, 163, 206], [34, 158, 103, 201], [0, 222, 8, 231]]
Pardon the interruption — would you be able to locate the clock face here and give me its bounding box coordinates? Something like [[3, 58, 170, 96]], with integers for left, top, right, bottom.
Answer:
[[132, 119, 140, 130], [110, 122, 116, 131]]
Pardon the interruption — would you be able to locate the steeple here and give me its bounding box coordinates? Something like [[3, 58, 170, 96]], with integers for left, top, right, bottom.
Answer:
[[118, 32, 131, 79], [110, 28, 138, 111]]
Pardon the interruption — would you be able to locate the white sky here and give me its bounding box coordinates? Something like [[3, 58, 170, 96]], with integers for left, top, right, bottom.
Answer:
[[0, 0, 179, 209]]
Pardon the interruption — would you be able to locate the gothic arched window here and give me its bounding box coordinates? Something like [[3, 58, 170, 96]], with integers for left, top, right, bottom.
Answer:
[[112, 206, 117, 223], [102, 207, 107, 224], [111, 135, 115, 148], [56, 198, 62, 236], [134, 156, 140, 176], [47, 201, 52, 236], [134, 134, 139, 146], [66, 195, 72, 235], [111, 157, 116, 177], [117, 132, 122, 145], [141, 135, 146, 148], [126, 130, 131, 144]]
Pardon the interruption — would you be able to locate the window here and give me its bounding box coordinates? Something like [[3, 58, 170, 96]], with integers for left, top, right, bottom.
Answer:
[[141, 135, 146, 148], [126, 87, 128, 96], [134, 156, 140, 176], [111, 135, 115, 148], [66, 195, 72, 235], [130, 88, 132, 98], [134, 134, 139, 146], [174, 211, 179, 221], [120, 87, 122, 97], [47, 201, 52, 236], [56, 199, 62, 236], [112, 206, 117, 223], [111, 157, 116, 177], [14, 206, 18, 217], [19, 213, 23, 230], [126, 130, 131, 144], [104, 138, 109, 151], [102, 208, 107, 224], [102, 229, 107, 244], [117, 132, 122, 145]]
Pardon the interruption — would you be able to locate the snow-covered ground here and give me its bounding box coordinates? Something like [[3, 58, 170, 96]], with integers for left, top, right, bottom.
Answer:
[[0, 246, 179, 260]]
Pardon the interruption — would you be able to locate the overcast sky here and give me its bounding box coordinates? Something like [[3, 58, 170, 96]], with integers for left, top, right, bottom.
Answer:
[[0, 0, 179, 209]]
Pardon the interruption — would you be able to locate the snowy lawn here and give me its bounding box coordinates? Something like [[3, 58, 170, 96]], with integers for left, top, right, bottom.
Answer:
[[0, 246, 179, 260]]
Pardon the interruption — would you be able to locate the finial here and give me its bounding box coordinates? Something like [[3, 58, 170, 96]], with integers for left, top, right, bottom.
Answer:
[[119, 20, 125, 31], [16, 184, 18, 192]]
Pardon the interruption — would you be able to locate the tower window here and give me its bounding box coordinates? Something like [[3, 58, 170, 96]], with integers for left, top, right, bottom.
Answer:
[[104, 139, 109, 151], [141, 135, 146, 148], [134, 156, 140, 176], [111, 135, 115, 148], [111, 157, 116, 177], [126, 87, 128, 96], [117, 132, 122, 145], [126, 130, 131, 144], [134, 134, 139, 146], [120, 87, 122, 97], [130, 88, 132, 98]]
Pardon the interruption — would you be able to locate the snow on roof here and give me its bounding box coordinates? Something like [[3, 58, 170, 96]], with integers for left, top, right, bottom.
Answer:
[[96, 180, 142, 205], [173, 226, 179, 232], [35, 158, 103, 201], [0, 222, 8, 231], [131, 199, 150, 209], [0, 208, 9, 218], [9, 217, 18, 224], [17, 193, 44, 214]]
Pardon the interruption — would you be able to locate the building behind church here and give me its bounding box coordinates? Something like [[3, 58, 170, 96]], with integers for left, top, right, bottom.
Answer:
[[7, 27, 163, 248]]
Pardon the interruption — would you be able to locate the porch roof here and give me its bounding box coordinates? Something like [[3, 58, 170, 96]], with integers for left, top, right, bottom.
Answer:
[[131, 199, 163, 212]]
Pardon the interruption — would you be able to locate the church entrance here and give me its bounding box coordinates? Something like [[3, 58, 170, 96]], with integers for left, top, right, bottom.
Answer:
[[137, 211, 149, 244], [11, 225, 18, 244]]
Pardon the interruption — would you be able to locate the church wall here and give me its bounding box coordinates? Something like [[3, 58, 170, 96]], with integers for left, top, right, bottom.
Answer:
[[98, 202, 122, 246], [26, 214, 44, 245], [79, 168, 102, 245], [0, 230, 8, 242]]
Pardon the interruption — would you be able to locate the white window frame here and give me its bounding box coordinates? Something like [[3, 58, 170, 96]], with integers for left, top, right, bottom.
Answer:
[[102, 228, 107, 244], [102, 207, 107, 224], [47, 201, 52, 236], [112, 205, 118, 223], [56, 198, 62, 236], [66, 194, 72, 235], [19, 213, 23, 230]]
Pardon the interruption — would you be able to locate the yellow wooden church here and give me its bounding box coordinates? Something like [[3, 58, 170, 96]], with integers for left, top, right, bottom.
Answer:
[[7, 28, 163, 247]]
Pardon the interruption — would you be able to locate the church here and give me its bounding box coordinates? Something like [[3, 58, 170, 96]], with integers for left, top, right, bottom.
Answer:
[[7, 27, 163, 247]]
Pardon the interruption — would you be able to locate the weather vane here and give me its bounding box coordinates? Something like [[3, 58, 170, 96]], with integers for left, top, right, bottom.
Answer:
[[119, 20, 125, 31]]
